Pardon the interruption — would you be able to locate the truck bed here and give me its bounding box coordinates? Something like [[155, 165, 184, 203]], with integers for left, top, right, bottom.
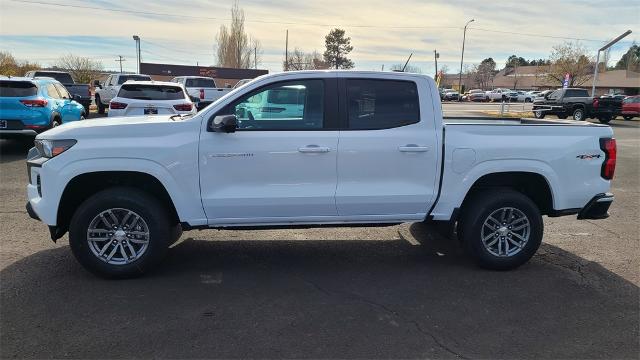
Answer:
[[443, 116, 608, 127]]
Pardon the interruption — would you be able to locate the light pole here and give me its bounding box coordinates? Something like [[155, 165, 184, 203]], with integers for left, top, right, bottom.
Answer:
[[132, 35, 141, 73], [591, 30, 632, 97], [458, 19, 474, 94], [434, 50, 439, 79]]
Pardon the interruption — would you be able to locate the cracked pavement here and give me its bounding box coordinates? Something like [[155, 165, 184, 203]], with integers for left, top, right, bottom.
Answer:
[[0, 117, 638, 359]]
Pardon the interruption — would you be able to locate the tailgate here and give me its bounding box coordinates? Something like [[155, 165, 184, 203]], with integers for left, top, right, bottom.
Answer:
[[203, 88, 230, 101]]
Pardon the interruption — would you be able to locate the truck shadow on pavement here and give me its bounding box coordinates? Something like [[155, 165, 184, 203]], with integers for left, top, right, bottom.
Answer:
[[1, 223, 638, 359]]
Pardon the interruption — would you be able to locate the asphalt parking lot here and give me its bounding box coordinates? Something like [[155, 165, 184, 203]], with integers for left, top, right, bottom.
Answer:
[[0, 107, 638, 359]]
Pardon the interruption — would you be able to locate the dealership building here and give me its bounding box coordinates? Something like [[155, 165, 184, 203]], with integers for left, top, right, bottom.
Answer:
[[139, 63, 268, 88]]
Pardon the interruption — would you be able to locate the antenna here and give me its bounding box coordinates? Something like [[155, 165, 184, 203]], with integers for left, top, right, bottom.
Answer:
[[401, 53, 413, 72]]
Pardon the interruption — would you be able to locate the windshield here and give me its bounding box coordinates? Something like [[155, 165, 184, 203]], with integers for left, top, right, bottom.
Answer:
[[185, 78, 216, 88], [35, 72, 73, 84], [118, 75, 152, 84], [118, 84, 185, 100], [0, 81, 37, 97]]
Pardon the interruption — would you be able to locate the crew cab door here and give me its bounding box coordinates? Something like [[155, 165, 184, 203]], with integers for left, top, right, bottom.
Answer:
[[335, 77, 440, 219], [199, 77, 339, 224], [103, 76, 118, 102]]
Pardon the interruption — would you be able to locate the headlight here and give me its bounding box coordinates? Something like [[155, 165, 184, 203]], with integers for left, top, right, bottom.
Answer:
[[34, 139, 77, 158]]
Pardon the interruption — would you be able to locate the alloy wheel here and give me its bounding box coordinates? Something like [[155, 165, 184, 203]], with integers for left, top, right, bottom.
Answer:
[[86, 208, 150, 265], [480, 207, 530, 257]]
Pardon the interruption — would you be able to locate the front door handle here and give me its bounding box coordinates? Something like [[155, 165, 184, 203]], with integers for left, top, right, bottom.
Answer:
[[298, 145, 331, 153], [398, 144, 429, 152]]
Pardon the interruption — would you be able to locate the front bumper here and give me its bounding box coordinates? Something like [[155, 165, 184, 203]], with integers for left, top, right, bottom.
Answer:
[[577, 193, 614, 220]]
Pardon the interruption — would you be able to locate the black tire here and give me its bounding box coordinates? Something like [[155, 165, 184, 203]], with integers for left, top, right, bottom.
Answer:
[[83, 106, 90, 118], [572, 107, 585, 121], [533, 109, 545, 119], [623, 115, 634, 121], [557, 114, 568, 119], [69, 187, 173, 278], [525, 98, 532, 103], [95, 95, 105, 114], [598, 116, 612, 124], [51, 117, 61, 128], [458, 189, 543, 270]]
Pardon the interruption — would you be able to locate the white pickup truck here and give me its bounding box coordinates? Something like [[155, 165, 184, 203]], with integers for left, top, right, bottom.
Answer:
[[94, 74, 152, 114], [25, 71, 616, 278], [171, 76, 233, 111]]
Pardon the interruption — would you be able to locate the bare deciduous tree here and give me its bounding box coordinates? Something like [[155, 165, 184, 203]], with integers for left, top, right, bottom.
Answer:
[[389, 64, 422, 73], [54, 54, 102, 83], [546, 42, 593, 87], [0, 51, 40, 76], [215, 1, 262, 69], [283, 48, 326, 71]]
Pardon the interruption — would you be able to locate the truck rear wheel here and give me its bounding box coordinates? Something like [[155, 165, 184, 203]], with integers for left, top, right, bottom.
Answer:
[[533, 110, 545, 119], [459, 189, 543, 270], [95, 95, 105, 114], [68, 187, 172, 278], [572, 107, 585, 121], [598, 116, 612, 124]]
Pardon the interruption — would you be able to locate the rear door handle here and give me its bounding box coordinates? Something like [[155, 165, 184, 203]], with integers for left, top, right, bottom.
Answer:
[[298, 145, 331, 153], [398, 144, 429, 152]]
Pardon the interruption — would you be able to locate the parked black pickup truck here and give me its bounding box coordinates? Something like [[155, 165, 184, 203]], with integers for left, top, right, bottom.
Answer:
[[24, 70, 91, 116], [532, 88, 622, 123]]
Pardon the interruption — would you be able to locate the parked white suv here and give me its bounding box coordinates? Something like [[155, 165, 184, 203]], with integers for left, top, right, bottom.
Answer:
[[26, 71, 615, 277], [108, 81, 196, 117], [171, 76, 232, 110], [94, 74, 151, 114]]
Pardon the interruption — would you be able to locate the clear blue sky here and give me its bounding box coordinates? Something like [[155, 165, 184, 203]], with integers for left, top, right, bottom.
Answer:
[[1, 0, 638, 74]]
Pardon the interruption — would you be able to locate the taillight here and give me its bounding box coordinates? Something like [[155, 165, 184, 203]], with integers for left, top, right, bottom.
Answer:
[[109, 101, 128, 109], [20, 99, 48, 107], [593, 98, 599, 109], [199, 89, 204, 100], [599, 138, 616, 180], [173, 103, 193, 111], [24, 125, 46, 130]]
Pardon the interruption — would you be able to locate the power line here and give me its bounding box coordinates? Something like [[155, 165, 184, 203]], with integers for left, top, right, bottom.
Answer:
[[8, 0, 614, 42]]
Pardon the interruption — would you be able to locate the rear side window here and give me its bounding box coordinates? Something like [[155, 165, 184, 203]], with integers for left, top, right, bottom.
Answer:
[[118, 75, 152, 84], [565, 89, 589, 97], [346, 79, 420, 130], [118, 84, 185, 100], [46, 84, 62, 99], [0, 81, 37, 97], [185, 78, 216, 88]]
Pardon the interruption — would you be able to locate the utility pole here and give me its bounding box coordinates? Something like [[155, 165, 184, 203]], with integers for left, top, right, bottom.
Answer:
[[254, 45, 257, 69], [434, 50, 439, 79], [591, 30, 632, 96], [115, 55, 126, 73], [284, 29, 289, 71], [458, 19, 474, 93]]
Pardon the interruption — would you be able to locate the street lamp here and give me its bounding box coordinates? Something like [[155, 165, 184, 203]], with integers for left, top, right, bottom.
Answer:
[[132, 35, 141, 73], [458, 19, 474, 94], [591, 30, 632, 96]]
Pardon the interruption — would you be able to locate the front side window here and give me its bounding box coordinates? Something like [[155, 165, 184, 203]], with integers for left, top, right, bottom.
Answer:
[[346, 79, 419, 130], [548, 90, 561, 100], [226, 79, 324, 130]]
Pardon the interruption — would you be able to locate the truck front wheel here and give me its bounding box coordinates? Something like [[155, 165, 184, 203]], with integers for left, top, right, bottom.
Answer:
[[68, 187, 173, 278], [459, 189, 543, 270], [598, 115, 612, 124]]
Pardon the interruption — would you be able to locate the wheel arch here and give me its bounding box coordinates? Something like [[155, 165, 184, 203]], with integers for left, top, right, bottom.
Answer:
[[460, 171, 554, 217], [56, 171, 181, 237]]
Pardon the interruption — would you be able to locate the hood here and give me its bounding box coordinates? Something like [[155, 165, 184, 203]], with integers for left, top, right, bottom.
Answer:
[[36, 115, 200, 140]]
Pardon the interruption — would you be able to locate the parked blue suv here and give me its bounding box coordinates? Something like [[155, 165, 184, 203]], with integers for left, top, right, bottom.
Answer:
[[0, 77, 86, 138]]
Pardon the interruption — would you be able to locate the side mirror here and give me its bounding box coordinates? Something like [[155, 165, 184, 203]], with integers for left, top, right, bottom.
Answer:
[[72, 94, 82, 102], [209, 114, 238, 133], [92, 80, 101, 88]]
